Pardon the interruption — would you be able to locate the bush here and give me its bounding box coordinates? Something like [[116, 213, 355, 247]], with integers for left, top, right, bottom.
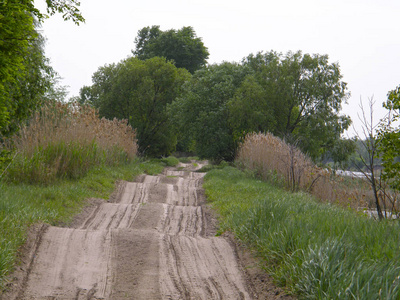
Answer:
[[161, 156, 180, 167]]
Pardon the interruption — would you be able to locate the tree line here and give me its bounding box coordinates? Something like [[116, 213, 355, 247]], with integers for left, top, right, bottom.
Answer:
[[77, 26, 352, 163], [2, 5, 400, 192]]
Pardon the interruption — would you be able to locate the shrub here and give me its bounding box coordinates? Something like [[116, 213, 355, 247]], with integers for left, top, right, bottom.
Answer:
[[161, 156, 180, 167]]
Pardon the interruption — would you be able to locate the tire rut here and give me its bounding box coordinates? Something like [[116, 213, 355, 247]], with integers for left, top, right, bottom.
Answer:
[[18, 162, 254, 299]]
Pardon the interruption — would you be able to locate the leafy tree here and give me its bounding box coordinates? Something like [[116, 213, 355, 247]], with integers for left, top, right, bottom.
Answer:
[[2, 28, 60, 136], [169, 62, 251, 161], [244, 51, 351, 160], [329, 138, 356, 170], [133, 25, 209, 73], [86, 57, 190, 157], [0, 0, 84, 135], [227, 75, 275, 142], [378, 85, 400, 191]]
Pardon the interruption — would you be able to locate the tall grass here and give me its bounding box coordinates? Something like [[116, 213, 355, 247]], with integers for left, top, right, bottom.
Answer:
[[204, 167, 400, 299], [236, 132, 371, 210], [2, 102, 138, 184]]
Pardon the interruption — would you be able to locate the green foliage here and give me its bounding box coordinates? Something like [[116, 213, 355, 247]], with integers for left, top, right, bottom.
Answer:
[[244, 51, 351, 160], [170, 51, 350, 162], [378, 85, 400, 190], [204, 166, 400, 298], [133, 25, 209, 73], [0, 0, 83, 136], [227, 75, 276, 142], [85, 56, 191, 157], [160, 156, 180, 167], [169, 62, 251, 161], [328, 138, 357, 170]]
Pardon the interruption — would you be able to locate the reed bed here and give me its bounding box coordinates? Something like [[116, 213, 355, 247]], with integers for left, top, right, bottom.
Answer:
[[235, 132, 371, 210], [2, 102, 138, 184]]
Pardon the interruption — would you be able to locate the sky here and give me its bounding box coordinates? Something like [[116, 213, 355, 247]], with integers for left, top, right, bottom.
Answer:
[[34, 0, 400, 137]]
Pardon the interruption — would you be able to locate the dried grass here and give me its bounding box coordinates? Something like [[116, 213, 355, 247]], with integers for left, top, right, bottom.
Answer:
[[3, 102, 138, 184], [236, 132, 369, 210]]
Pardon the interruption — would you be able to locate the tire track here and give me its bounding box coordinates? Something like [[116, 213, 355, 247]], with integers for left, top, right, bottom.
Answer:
[[18, 162, 253, 299]]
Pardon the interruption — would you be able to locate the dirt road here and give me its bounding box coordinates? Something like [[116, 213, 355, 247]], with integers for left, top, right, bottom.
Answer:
[[5, 162, 292, 300]]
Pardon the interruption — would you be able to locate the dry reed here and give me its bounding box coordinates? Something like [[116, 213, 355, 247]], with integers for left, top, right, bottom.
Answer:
[[236, 132, 368, 210], [3, 102, 138, 184]]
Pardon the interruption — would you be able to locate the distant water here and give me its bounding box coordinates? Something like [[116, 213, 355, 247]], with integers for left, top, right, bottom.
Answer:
[[336, 170, 371, 178]]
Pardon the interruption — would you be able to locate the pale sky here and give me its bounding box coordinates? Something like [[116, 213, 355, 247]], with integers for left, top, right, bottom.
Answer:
[[34, 0, 400, 136]]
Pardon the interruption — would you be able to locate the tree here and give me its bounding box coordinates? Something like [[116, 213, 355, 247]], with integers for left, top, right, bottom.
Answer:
[[169, 62, 251, 161], [0, 0, 84, 135], [227, 75, 276, 142], [170, 51, 351, 162], [329, 138, 356, 170], [86, 57, 190, 157], [244, 51, 351, 160], [352, 98, 385, 220], [378, 85, 400, 191], [133, 26, 209, 73]]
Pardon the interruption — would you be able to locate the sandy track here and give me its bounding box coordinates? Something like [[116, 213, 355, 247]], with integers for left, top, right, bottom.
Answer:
[[14, 162, 256, 299]]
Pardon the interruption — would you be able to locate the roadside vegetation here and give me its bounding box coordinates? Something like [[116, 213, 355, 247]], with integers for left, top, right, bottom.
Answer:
[[204, 166, 400, 299], [2, 102, 137, 184], [0, 99, 164, 287], [3, 2, 400, 296]]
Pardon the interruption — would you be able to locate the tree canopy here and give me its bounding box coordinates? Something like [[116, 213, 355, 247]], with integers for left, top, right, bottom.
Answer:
[[377, 85, 400, 190], [170, 51, 351, 161], [132, 26, 209, 73], [242, 51, 351, 159], [0, 0, 84, 136], [82, 57, 191, 157], [169, 62, 252, 161]]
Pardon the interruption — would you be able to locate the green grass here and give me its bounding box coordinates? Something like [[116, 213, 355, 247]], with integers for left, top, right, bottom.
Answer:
[[0, 159, 164, 288], [160, 156, 180, 167], [178, 156, 200, 163], [204, 166, 400, 299]]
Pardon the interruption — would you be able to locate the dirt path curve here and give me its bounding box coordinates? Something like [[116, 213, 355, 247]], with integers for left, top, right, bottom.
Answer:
[[11, 162, 262, 300]]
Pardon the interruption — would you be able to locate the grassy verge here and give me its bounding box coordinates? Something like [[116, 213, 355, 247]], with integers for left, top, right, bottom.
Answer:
[[0, 159, 164, 288], [204, 166, 400, 299]]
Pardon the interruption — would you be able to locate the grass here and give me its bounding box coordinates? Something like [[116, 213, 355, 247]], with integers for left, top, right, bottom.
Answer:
[[2, 102, 138, 184], [235, 132, 384, 211], [178, 156, 200, 163], [204, 166, 400, 299], [0, 159, 164, 289], [160, 156, 180, 167]]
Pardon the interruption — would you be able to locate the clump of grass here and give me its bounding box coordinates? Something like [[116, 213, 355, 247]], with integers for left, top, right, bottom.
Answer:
[[161, 156, 180, 167], [2, 102, 138, 184], [196, 160, 230, 172], [204, 166, 400, 299], [178, 156, 200, 163]]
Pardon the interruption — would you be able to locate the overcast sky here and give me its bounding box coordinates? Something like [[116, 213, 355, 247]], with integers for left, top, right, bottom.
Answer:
[[34, 0, 400, 136]]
